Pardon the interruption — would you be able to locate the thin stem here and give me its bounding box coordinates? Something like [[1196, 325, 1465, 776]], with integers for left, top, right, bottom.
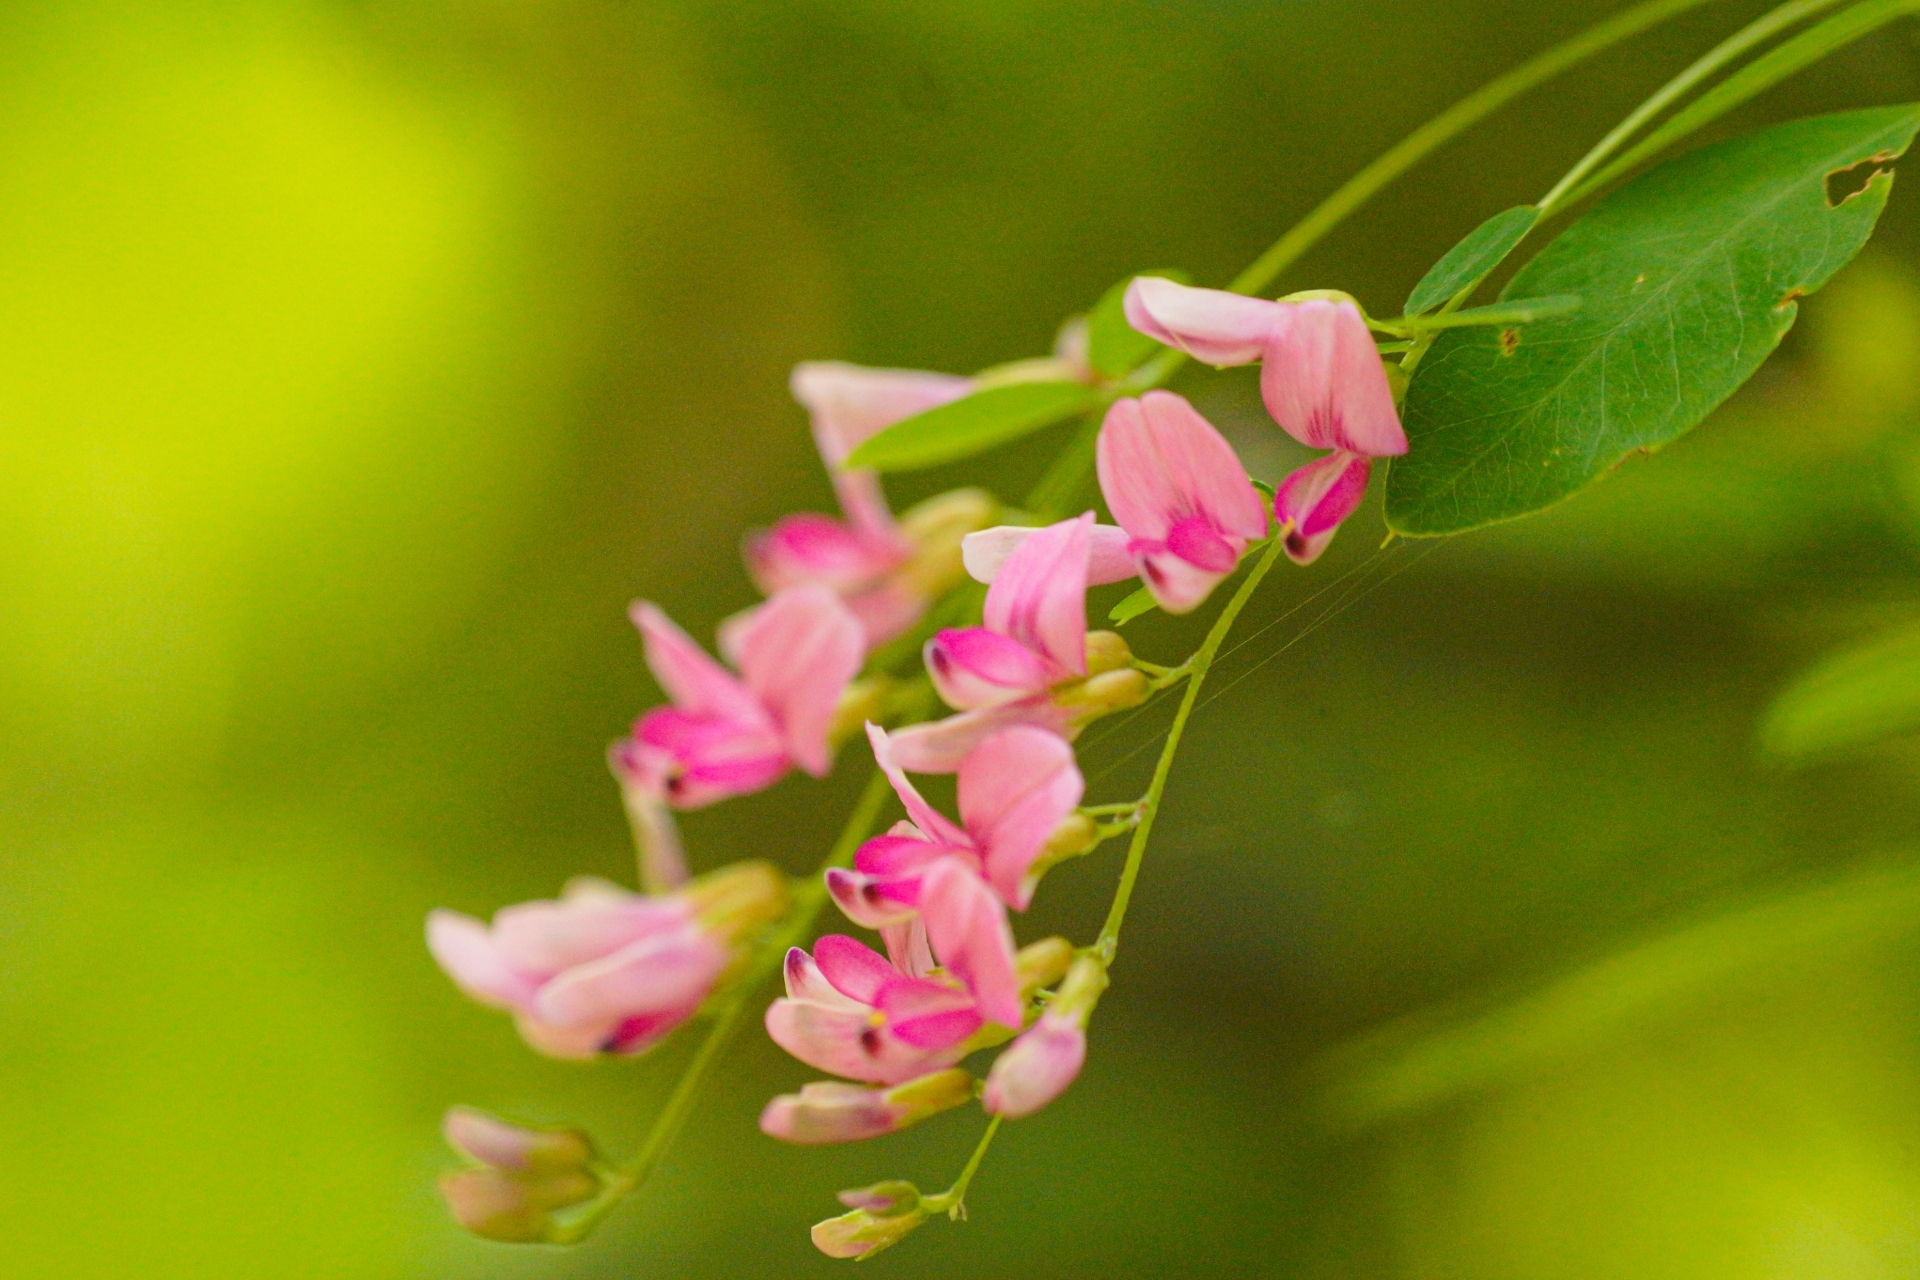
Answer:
[[924, 1115, 1005, 1220], [1096, 535, 1287, 956], [1227, 0, 1724, 301], [600, 769, 896, 1213], [1080, 801, 1146, 817], [1537, 0, 1848, 215]]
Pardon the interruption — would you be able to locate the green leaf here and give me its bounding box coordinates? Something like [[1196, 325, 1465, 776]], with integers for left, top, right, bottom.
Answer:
[[1563, 0, 1920, 209], [1760, 624, 1920, 762], [844, 381, 1102, 472], [1086, 268, 1190, 378], [1386, 104, 1920, 536], [1108, 585, 1157, 627], [1403, 205, 1541, 315], [1406, 294, 1583, 330]]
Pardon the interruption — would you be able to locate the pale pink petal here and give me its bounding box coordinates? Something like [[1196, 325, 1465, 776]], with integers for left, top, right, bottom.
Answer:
[[919, 859, 1022, 1028], [1260, 299, 1407, 456], [880, 917, 936, 978], [760, 1082, 897, 1145], [791, 362, 974, 468], [840, 581, 928, 649], [630, 602, 763, 725], [885, 699, 1076, 774], [1275, 451, 1371, 565], [981, 514, 1091, 677], [783, 946, 866, 1009], [533, 927, 727, 1028], [732, 585, 865, 775], [812, 934, 902, 1006], [615, 776, 687, 894], [490, 896, 683, 977], [957, 727, 1085, 909], [600, 1006, 699, 1056], [765, 999, 955, 1084], [426, 910, 540, 1011], [1122, 276, 1280, 366], [512, 1011, 620, 1060], [865, 723, 971, 845], [961, 524, 1136, 586], [926, 626, 1056, 710], [982, 1013, 1086, 1118], [829, 469, 910, 546]]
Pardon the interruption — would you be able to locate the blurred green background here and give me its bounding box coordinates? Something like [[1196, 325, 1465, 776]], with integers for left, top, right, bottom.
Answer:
[[8, 1, 1920, 1275]]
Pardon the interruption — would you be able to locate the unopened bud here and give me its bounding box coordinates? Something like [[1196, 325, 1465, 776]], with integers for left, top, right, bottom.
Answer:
[[760, 1069, 973, 1146], [896, 488, 999, 598], [684, 860, 789, 942], [1014, 936, 1075, 996], [1083, 629, 1133, 675], [982, 1013, 1087, 1120], [443, 1107, 593, 1175], [1053, 668, 1150, 725], [1054, 954, 1111, 1017], [829, 677, 892, 749], [438, 1166, 599, 1244], [812, 1205, 927, 1260], [837, 1179, 922, 1217]]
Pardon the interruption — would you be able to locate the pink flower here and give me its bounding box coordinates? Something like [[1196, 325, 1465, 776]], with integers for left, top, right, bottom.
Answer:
[[612, 584, 863, 810], [891, 515, 1149, 772], [748, 363, 982, 646], [427, 863, 786, 1060], [759, 1068, 973, 1145], [1095, 390, 1269, 612], [1273, 449, 1371, 565], [982, 1012, 1086, 1119], [1122, 278, 1407, 459], [764, 935, 986, 1083], [828, 725, 1081, 1003]]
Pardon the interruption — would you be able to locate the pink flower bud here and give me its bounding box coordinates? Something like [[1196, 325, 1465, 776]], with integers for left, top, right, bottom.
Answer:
[[442, 1108, 593, 1175], [1274, 450, 1372, 564], [837, 1180, 922, 1216], [759, 1069, 973, 1145], [438, 1166, 599, 1244], [811, 1205, 927, 1259], [982, 1012, 1086, 1119]]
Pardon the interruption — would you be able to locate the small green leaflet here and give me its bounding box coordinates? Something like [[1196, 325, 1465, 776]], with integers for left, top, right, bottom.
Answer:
[[1403, 206, 1540, 315], [1386, 104, 1920, 536], [844, 381, 1101, 472], [1109, 585, 1156, 626], [1087, 268, 1190, 378], [1760, 624, 1920, 763]]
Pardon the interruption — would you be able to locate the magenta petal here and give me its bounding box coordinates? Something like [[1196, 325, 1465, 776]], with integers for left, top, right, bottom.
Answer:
[[812, 934, 902, 1006], [926, 626, 1056, 710], [602, 1005, 698, 1056], [854, 834, 944, 878], [745, 513, 903, 596], [631, 602, 764, 725], [957, 727, 1085, 909], [982, 513, 1092, 678], [732, 585, 864, 776], [1276, 450, 1371, 538], [427, 910, 539, 1011], [918, 859, 1022, 1028], [887, 1006, 985, 1052], [1260, 299, 1408, 457], [826, 867, 917, 930], [1164, 515, 1240, 573], [1134, 544, 1229, 616], [791, 362, 974, 468], [1122, 276, 1278, 367]]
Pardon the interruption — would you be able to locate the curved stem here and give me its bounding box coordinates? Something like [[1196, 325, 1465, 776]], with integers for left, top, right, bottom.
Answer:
[[583, 768, 896, 1226], [1537, 0, 1848, 215], [1096, 535, 1287, 957], [1227, 0, 1724, 301], [923, 1115, 1005, 1220]]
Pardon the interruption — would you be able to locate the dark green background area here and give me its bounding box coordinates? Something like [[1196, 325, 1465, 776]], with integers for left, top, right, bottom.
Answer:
[[7, 1, 1920, 1275]]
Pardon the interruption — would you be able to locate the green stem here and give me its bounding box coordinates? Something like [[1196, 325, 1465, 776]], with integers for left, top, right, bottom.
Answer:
[[1095, 535, 1287, 956], [590, 769, 895, 1223], [1537, 0, 1849, 215], [923, 1115, 1005, 1220], [1226, 0, 1724, 301]]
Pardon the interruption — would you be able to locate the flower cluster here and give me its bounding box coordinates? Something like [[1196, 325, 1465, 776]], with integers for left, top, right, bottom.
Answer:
[[423, 279, 1405, 1256]]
